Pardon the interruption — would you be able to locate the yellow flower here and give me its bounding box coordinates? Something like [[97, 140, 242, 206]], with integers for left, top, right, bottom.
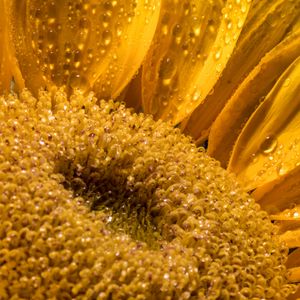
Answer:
[[1, 0, 300, 298]]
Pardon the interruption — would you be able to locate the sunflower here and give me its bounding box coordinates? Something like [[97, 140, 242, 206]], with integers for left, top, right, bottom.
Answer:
[[1, 0, 300, 299]]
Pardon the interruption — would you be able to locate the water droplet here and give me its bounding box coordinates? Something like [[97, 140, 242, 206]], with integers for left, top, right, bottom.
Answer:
[[208, 88, 215, 96], [70, 73, 89, 90], [102, 30, 112, 46], [283, 77, 290, 87], [192, 90, 201, 101], [159, 56, 177, 85], [276, 163, 287, 176], [216, 63, 222, 73], [172, 24, 182, 45], [225, 33, 231, 45], [227, 20, 233, 30], [214, 48, 222, 61], [191, 17, 201, 37], [161, 24, 168, 35], [241, 4, 247, 13], [47, 29, 56, 44], [237, 18, 243, 29], [162, 100, 168, 107], [116, 25, 123, 37], [260, 135, 278, 154]]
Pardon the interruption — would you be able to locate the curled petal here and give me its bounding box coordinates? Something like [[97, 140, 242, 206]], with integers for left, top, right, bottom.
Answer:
[[208, 21, 300, 167], [142, 0, 251, 124], [227, 56, 300, 191], [183, 0, 300, 142], [9, 0, 160, 97]]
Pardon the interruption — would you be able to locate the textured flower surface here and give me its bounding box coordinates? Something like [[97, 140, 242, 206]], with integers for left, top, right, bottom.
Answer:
[[0, 0, 300, 299]]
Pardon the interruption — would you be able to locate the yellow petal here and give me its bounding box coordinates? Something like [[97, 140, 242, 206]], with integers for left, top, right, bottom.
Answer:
[[142, 0, 251, 124], [121, 67, 143, 112], [271, 207, 300, 221], [287, 248, 300, 269], [287, 267, 300, 283], [208, 21, 300, 167], [9, 0, 160, 97], [228, 56, 300, 191], [286, 249, 300, 282], [0, 0, 20, 93], [182, 0, 300, 142], [254, 165, 300, 213], [279, 229, 300, 248]]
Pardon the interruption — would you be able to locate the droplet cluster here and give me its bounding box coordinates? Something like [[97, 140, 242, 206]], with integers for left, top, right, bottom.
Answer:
[[11, 0, 158, 96], [0, 90, 295, 299], [142, 0, 250, 121]]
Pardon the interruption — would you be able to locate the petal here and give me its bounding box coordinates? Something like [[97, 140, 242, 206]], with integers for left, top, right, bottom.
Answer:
[[0, 0, 21, 93], [9, 0, 160, 97], [208, 20, 300, 167], [279, 228, 300, 248], [254, 165, 300, 213], [182, 0, 300, 142], [121, 67, 143, 112], [287, 248, 300, 269], [287, 267, 300, 283], [142, 0, 250, 124], [227, 56, 300, 191]]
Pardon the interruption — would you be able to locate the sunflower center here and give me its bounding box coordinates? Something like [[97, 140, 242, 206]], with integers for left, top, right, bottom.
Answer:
[[55, 158, 162, 249]]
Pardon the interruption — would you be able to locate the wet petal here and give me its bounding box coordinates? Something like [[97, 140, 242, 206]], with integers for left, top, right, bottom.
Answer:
[[9, 0, 160, 97], [279, 229, 300, 248], [121, 67, 143, 112], [183, 0, 300, 142], [227, 56, 300, 191], [208, 21, 300, 167], [254, 165, 300, 213], [0, 0, 22, 93], [142, 0, 250, 124]]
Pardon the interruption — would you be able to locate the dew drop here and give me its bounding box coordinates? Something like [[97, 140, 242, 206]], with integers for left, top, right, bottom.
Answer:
[[216, 63, 222, 73], [214, 48, 222, 61], [172, 24, 182, 45], [191, 17, 201, 37], [102, 30, 112, 46], [293, 211, 300, 219], [47, 29, 56, 44], [241, 4, 247, 13], [283, 77, 290, 87], [162, 100, 168, 107], [159, 56, 177, 84], [260, 135, 278, 154], [191, 90, 201, 102], [237, 18, 243, 29], [276, 163, 287, 176], [161, 24, 168, 35], [70, 73, 89, 90], [227, 20, 233, 30], [225, 33, 231, 45]]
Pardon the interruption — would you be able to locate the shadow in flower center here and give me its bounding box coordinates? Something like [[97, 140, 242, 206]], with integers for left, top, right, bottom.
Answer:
[[55, 157, 164, 249]]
